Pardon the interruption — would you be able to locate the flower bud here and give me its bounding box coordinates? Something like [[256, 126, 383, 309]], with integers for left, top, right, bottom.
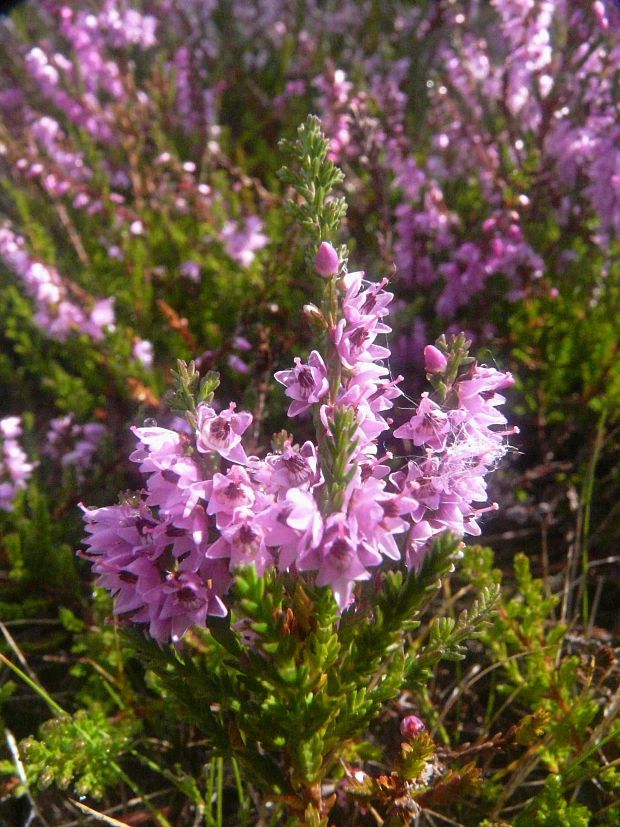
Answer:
[[303, 303, 327, 330], [423, 345, 447, 374], [315, 241, 340, 277], [400, 715, 426, 739]]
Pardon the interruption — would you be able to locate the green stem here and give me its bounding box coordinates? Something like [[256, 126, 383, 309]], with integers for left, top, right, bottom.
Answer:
[[580, 408, 607, 626]]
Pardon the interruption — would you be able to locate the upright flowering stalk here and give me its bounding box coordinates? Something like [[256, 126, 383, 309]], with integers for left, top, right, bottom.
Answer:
[[0, 416, 34, 511], [79, 118, 512, 822]]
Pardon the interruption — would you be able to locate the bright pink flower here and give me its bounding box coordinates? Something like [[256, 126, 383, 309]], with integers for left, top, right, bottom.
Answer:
[[195, 403, 252, 464], [266, 441, 320, 491], [300, 513, 370, 611], [274, 351, 329, 417], [259, 487, 323, 571], [393, 394, 451, 449], [149, 571, 227, 645], [207, 465, 256, 526], [208, 507, 273, 575]]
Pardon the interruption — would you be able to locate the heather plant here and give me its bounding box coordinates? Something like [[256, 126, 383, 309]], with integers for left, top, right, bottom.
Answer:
[[1, 117, 515, 825], [0, 1, 618, 824]]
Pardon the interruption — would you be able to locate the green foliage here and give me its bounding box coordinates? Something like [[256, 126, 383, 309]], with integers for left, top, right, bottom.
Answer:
[[319, 405, 359, 512], [449, 546, 620, 824], [169, 359, 221, 420], [514, 775, 591, 827], [509, 240, 620, 427], [19, 705, 138, 799], [0, 484, 81, 623], [278, 115, 348, 258]]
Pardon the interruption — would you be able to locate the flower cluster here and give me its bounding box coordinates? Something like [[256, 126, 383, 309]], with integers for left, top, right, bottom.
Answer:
[[0, 0, 272, 371], [81, 244, 513, 643], [221, 217, 269, 268], [44, 415, 108, 483], [392, 354, 516, 570], [0, 416, 34, 512], [0, 226, 115, 341]]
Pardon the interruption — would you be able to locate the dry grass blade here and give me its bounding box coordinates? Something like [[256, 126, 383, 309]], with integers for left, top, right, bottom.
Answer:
[[4, 728, 51, 827], [0, 621, 39, 683], [68, 798, 132, 825]]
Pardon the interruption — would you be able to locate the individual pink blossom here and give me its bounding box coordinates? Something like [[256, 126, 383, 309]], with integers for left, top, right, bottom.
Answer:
[[195, 403, 252, 464], [265, 441, 320, 491], [274, 351, 329, 417], [207, 507, 273, 575], [299, 513, 371, 611], [227, 354, 249, 374], [392, 394, 451, 449], [149, 570, 227, 645], [259, 487, 323, 571], [207, 465, 256, 525], [133, 338, 154, 368]]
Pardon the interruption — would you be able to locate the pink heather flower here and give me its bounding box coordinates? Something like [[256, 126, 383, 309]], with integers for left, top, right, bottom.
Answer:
[[457, 366, 515, 430], [342, 274, 393, 327], [265, 441, 320, 491], [332, 319, 391, 370], [133, 338, 154, 368], [259, 487, 323, 571], [274, 350, 329, 417], [423, 345, 448, 373], [232, 335, 252, 351], [195, 403, 252, 464], [330, 272, 393, 370], [180, 260, 201, 281], [400, 715, 426, 739], [299, 513, 370, 611], [227, 354, 249, 374], [0, 415, 34, 510], [349, 476, 416, 561], [207, 507, 273, 575], [87, 297, 116, 338], [0, 417, 22, 439], [44, 414, 107, 482], [406, 520, 435, 571], [207, 465, 256, 524], [130, 426, 185, 472], [393, 393, 451, 449], [221, 216, 268, 267], [151, 571, 227, 645], [315, 241, 340, 277]]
